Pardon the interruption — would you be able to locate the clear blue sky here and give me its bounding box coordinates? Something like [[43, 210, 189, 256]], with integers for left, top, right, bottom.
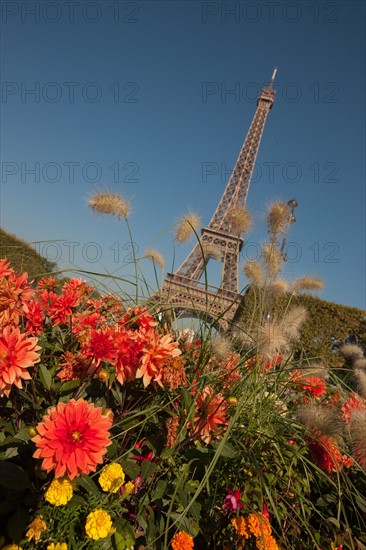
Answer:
[[1, 0, 365, 309]]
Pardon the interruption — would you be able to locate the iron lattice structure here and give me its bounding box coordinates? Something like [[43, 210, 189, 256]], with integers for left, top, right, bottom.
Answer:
[[161, 72, 276, 330]]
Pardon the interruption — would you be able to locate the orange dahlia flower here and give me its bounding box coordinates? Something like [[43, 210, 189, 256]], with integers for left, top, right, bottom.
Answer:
[[32, 399, 112, 479], [171, 531, 194, 550], [0, 269, 33, 327], [0, 326, 40, 397], [190, 385, 229, 444], [136, 329, 181, 387]]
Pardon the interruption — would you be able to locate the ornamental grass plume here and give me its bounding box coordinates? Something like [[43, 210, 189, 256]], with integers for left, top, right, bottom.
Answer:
[[262, 243, 283, 278], [175, 212, 200, 243], [171, 531, 194, 550], [211, 336, 232, 360], [291, 276, 324, 293], [32, 399, 112, 479], [202, 243, 221, 260], [85, 509, 115, 540], [87, 191, 131, 219], [282, 305, 308, 342], [354, 368, 366, 399], [297, 403, 340, 437], [268, 279, 289, 296], [243, 260, 264, 286], [144, 248, 165, 269], [226, 206, 252, 234], [349, 409, 366, 467], [339, 343, 364, 362], [267, 201, 289, 236], [257, 320, 287, 357], [354, 358, 366, 370], [301, 361, 329, 380]]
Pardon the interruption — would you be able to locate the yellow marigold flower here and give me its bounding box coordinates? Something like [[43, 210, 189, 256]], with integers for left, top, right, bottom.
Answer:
[[47, 544, 68, 550], [247, 513, 272, 538], [2, 545, 23, 550], [123, 481, 135, 495], [98, 463, 125, 493], [44, 477, 74, 506], [171, 531, 194, 550], [231, 516, 250, 538], [26, 517, 47, 542], [85, 509, 116, 540], [256, 534, 280, 550]]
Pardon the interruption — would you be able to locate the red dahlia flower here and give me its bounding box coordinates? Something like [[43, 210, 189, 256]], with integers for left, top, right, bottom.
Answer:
[[32, 399, 112, 479]]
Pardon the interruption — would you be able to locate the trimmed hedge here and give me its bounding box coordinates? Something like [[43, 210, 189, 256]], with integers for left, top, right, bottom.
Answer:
[[0, 227, 56, 282]]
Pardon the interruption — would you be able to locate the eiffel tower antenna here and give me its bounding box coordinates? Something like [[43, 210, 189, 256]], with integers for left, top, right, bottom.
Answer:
[[161, 69, 277, 331]]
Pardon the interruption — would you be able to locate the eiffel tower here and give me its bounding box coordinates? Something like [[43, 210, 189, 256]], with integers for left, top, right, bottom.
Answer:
[[161, 69, 277, 331]]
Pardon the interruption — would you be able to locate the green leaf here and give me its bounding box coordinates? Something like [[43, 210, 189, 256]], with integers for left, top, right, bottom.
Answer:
[[211, 440, 237, 458], [141, 460, 157, 480], [111, 386, 124, 406], [0, 462, 32, 490], [151, 479, 167, 501], [3, 447, 19, 459], [170, 513, 199, 537], [78, 474, 100, 496], [120, 459, 140, 480], [182, 387, 195, 425], [7, 506, 29, 543], [60, 380, 80, 393], [39, 363, 52, 390], [356, 494, 366, 513]]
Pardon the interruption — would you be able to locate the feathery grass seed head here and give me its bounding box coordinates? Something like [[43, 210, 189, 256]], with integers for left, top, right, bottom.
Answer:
[[175, 212, 200, 243], [282, 305, 308, 342], [292, 277, 324, 293], [243, 260, 264, 286], [211, 337, 232, 360], [268, 279, 289, 296], [354, 358, 366, 370], [267, 201, 289, 236], [355, 369, 366, 399], [145, 249, 165, 269], [87, 192, 131, 219], [350, 409, 366, 467], [226, 206, 252, 234], [301, 361, 329, 380], [202, 244, 221, 260], [258, 320, 287, 357], [297, 404, 340, 437], [262, 243, 283, 278], [339, 344, 364, 362]]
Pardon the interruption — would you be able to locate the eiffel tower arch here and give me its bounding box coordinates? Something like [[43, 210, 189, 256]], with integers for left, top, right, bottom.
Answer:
[[160, 70, 277, 332]]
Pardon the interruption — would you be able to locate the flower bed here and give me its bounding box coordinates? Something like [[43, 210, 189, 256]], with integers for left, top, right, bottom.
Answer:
[[0, 258, 365, 549]]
